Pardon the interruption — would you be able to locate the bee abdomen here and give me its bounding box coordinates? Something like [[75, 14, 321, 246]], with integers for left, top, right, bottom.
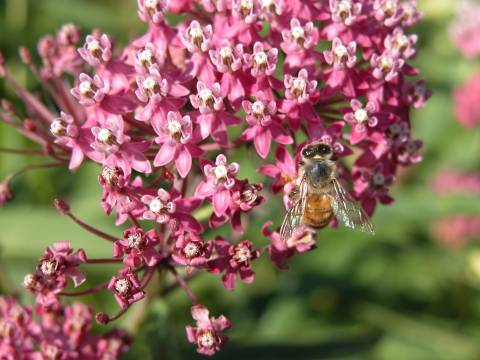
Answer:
[[303, 194, 334, 228]]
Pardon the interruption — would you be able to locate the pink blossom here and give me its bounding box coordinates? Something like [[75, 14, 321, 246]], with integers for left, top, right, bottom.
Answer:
[[70, 73, 109, 106], [344, 99, 378, 144], [241, 91, 293, 158], [284, 68, 317, 104], [384, 27, 417, 59], [77, 33, 112, 67], [371, 50, 404, 82], [132, 42, 165, 73], [195, 154, 239, 217], [190, 81, 223, 114], [153, 111, 203, 178], [281, 18, 318, 52], [172, 233, 213, 270], [90, 113, 152, 176], [208, 238, 260, 290], [186, 304, 231, 356], [431, 170, 480, 195], [113, 227, 162, 267], [431, 216, 480, 249], [263, 221, 316, 269], [0, 181, 13, 207], [180, 20, 213, 53], [108, 268, 145, 309], [141, 188, 202, 232], [329, 0, 362, 26], [231, 0, 259, 24], [324, 37, 357, 69], [244, 41, 278, 77], [36, 241, 87, 288], [137, 0, 170, 24], [454, 71, 480, 128], [373, 0, 403, 27]]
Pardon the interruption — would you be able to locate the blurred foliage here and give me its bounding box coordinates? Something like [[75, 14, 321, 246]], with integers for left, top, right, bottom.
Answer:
[[1, 0, 480, 359]]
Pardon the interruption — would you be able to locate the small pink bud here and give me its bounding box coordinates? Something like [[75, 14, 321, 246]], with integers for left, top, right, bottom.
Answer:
[[18, 46, 32, 64], [95, 312, 109, 325], [1, 99, 14, 113], [0, 181, 13, 207], [54, 198, 71, 214], [0, 51, 5, 77], [23, 119, 37, 132]]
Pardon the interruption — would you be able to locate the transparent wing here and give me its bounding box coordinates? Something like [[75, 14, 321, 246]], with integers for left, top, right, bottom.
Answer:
[[330, 179, 375, 235], [280, 177, 308, 241]]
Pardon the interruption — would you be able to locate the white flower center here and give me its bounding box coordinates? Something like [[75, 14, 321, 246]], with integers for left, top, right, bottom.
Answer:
[[143, 77, 158, 92], [262, 0, 274, 7], [199, 88, 214, 103], [293, 77, 306, 92], [338, 0, 352, 12], [145, 0, 158, 9], [149, 198, 163, 213], [291, 26, 305, 40], [379, 55, 393, 71], [167, 119, 182, 135], [334, 44, 348, 58], [189, 26, 203, 40], [87, 39, 101, 53], [394, 35, 409, 50], [97, 128, 114, 144], [384, 0, 396, 14], [234, 247, 251, 263], [41, 260, 57, 276], [101, 167, 120, 185], [198, 332, 215, 348], [114, 278, 131, 295], [79, 80, 93, 96], [219, 46, 233, 59], [252, 101, 265, 116], [139, 49, 154, 63], [184, 242, 200, 258], [50, 119, 67, 136], [354, 109, 368, 122], [128, 232, 144, 248], [214, 165, 228, 179], [253, 51, 268, 65]]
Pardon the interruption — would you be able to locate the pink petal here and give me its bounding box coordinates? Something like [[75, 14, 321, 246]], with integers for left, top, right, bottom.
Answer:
[[176, 148, 192, 178], [154, 142, 176, 167], [254, 129, 272, 159], [213, 189, 231, 216]]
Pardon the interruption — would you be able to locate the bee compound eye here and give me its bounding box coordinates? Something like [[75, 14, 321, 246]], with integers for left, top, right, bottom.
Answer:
[[302, 146, 315, 158], [318, 144, 331, 155]]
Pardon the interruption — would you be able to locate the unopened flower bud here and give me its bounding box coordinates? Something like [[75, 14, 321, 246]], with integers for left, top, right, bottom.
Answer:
[[53, 198, 71, 214], [95, 312, 110, 325], [18, 46, 32, 64]]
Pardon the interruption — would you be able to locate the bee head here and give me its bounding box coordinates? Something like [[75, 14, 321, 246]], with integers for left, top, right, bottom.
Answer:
[[300, 142, 334, 161]]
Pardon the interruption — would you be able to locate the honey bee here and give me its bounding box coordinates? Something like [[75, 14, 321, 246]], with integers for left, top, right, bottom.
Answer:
[[280, 141, 375, 240]]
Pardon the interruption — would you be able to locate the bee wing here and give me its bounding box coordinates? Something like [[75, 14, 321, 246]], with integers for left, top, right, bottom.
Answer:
[[330, 179, 375, 235], [280, 177, 308, 241]]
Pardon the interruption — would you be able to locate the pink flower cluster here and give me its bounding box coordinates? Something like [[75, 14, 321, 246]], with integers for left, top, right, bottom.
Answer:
[[0, 0, 429, 356], [431, 169, 480, 195], [451, 1, 480, 129], [431, 216, 480, 249], [0, 296, 130, 359]]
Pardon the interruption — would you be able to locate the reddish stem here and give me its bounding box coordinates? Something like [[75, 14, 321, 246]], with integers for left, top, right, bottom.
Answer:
[[168, 266, 198, 304], [65, 212, 119, 243], [60, 281, 108, 296]]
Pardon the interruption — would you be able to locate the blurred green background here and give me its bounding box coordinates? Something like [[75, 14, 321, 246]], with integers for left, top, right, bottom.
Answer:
[[1, 0, 480, 359]]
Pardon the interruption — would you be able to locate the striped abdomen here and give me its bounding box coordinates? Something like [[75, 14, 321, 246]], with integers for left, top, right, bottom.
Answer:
[[303, 193, 334, 228]]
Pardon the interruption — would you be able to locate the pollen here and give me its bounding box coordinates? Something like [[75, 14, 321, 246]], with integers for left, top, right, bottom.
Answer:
[[127, 232, 145, 249], [199, 88, 215, 108], [149, 198, 164, 213], [40, 260, 57, 276], [214, 165, 228, 179], [114, 278, 131, 296], [338, 0, 352, 13], [252, 101, 265, 117], [142, 76, 159, 96], [354, 108, 368, 122], [198, 331, 215, 348], [79, 80, 95, 97], [167, 119, 182, 136], [333, 43, 348, 59], [233, 245, 252, 264], [50, 119, 67, 137], [184, 242, 201, 258], [101, 166, 121, 186], [291, 26, 305, 41], [139, 49, 155, 68], [87, 39, 102, 57], [97, 128, 115, 145]]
